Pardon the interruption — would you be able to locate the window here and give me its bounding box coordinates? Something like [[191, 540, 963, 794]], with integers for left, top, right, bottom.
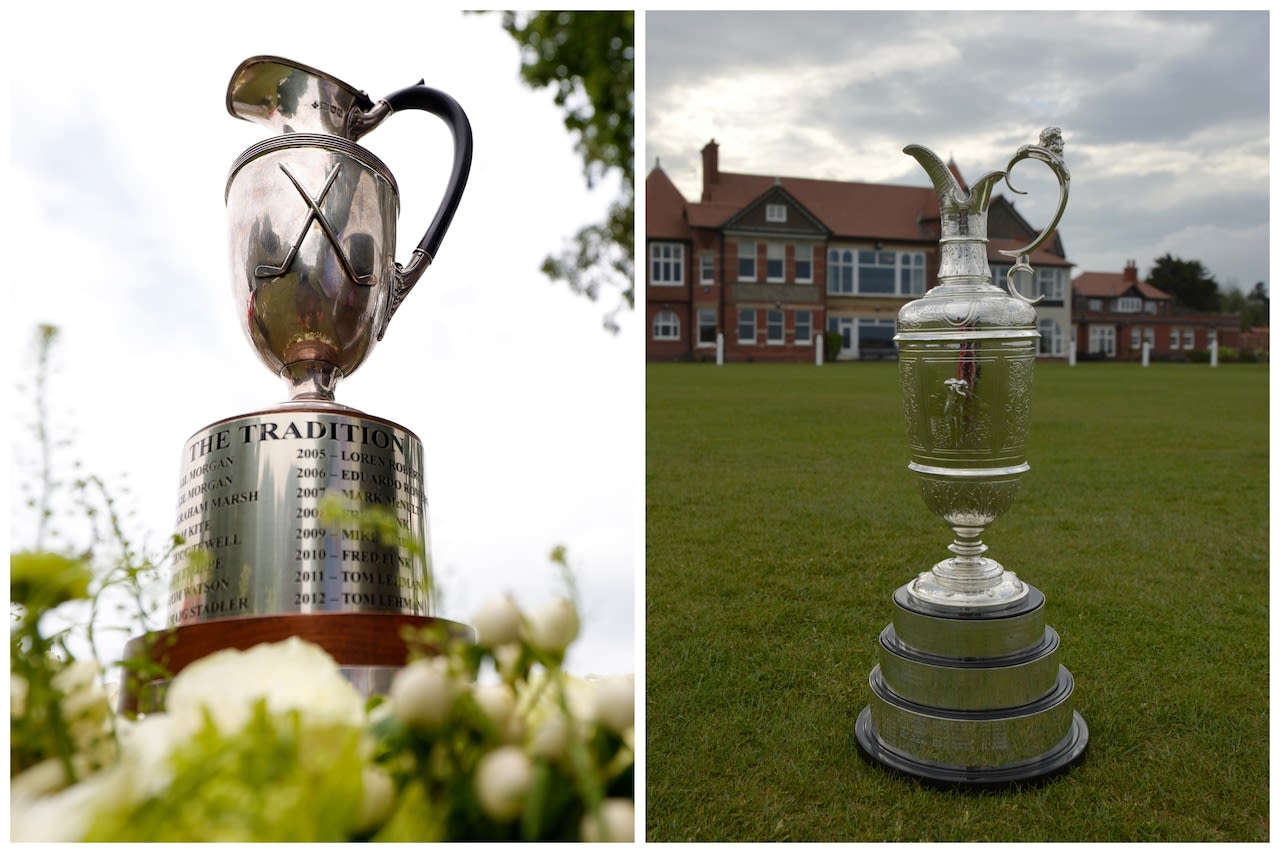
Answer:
[[900, 252, 926, 295], [829, 247, 923, 295], [1130, 328, 1141, 350], [766, 243, 785, 282], [1183, 329, 1195, 349], [1116, 296, 1141, 312], [795, 244, 813, 283], [700, 254, 715, 285], [738, 309, 756, 344], [766, 203, 787, 223], [1088, 298, 1102, 311], [1169, 327, 1180, 350], [1144, 328, 1154, 346], [738, 241, 756, 281], [1143, 300, 1157, 314], [795, 310, 812, 344], [766, 310, 784, 344], [828, 248, 855, 294], [696, 309, 717, 346], [1089, 326, 1116, 356], [650, 243, 684, 285], [1039, 318, 1064, 356], [857, 250, 897, 294], [1036, 267, 1064, 301], [653, 309, 680, 341], [858, 318, 897, 355]]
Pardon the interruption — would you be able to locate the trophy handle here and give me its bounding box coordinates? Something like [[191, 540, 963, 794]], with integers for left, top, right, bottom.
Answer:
[[360, 85, 474, 340], [998, 128, 1070, 264]]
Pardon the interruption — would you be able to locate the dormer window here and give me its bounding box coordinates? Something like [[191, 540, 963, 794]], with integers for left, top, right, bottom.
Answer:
[[766, 203, 787, 223]]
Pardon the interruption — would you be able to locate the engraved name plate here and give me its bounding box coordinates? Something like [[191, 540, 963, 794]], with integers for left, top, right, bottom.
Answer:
[[167, 410, 431, 626]]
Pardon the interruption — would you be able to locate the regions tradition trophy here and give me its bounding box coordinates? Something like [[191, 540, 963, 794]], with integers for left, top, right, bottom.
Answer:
[[854, 129, 1088, 783], [122, 57, 473, 712]]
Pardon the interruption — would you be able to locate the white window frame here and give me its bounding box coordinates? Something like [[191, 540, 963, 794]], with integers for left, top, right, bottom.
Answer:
[[1088, 298, 1102, 311], [650, 243, 684, 286], [1036, 267, 1064, 302], [766, 203, 787, 223], [828, 248, 855, 294], [1169, 327, 1181, 350], [1089, 325, 1116, 356], [766, 243, 785, 283], [900, 252, 926, 296], [795, 310, 813, 344], [738, 309, 756, 344], [699, 253, 715, 285], [766, 309, 785, 344], [1039, 318, 1064, 356], [1183, 329, 1195, 349], [738, 240, 757, 282], [795, 244, 813, 283], [1144, 300, 1157, 314], [1130, 327, 1141, 350], [653, 309, 680, 341], [696, 308, 716, 347], [1116, 296, 1141, 313]]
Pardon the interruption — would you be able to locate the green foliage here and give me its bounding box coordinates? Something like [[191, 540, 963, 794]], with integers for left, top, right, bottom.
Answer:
[[84, 704, 366, 842], [494, 10, 635, 332], [646, 362, 1268, 841], [824, 330, 843, 363], [1147, 254, 1220, 311], [1218, 284, 1269, 330]]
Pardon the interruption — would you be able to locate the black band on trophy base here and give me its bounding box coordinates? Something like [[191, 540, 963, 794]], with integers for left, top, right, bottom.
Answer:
[[854, 705, 1088, 787]]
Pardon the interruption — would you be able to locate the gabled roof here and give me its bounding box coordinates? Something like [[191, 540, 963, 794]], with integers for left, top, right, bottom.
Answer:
[[646, 165, 692, 240], [693, 170, 939, 243], [1073, 271, 1172, 300], [720, 183, 829, 236]]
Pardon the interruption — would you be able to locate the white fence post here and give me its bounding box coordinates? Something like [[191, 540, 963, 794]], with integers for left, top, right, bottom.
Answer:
[[716, 331, 724, 366], [816, 333, 824, 366]]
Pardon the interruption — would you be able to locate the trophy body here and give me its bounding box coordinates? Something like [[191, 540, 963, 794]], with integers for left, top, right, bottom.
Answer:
[[854, 130, 1088, 783], [123, 57, 473, 711]]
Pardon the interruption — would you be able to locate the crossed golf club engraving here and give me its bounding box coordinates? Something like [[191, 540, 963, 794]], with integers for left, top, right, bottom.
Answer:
[[254, 163, 376, 286]]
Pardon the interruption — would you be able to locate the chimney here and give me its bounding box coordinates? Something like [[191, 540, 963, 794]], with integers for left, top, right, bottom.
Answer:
[[701, 139, 720, 201], [1122, 259, 1138, 284]]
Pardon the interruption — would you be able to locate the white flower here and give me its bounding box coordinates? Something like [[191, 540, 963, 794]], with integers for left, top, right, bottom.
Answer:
[[474, 745, 533, 822], [527, 706, 569, 760], [12, 672, 28, 717], [592, 675, 635, 735], [523, 598, 580, 656], [389, 657, 456, 730], [471, 594, 523, 647], [164, 637, 364, 737], [580, 798, 635, 842], [473, 682, 516, 729], [493, 643, 524, 681], [355, 765, 395, 835]]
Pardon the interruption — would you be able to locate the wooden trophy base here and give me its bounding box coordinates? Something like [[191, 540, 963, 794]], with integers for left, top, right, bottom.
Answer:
[[119, 612, 472, 714]]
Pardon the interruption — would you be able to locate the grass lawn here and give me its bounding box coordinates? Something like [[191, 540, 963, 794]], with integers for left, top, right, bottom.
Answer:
[[645, 361, 1268, 842]]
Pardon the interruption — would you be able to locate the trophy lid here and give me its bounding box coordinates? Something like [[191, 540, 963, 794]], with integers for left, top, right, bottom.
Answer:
[[227, 56, 375, 138]]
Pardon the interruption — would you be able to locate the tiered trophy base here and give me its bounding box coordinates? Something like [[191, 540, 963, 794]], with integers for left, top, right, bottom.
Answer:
[[119, 613, 472, 715], [855, 585, 1087, 784]]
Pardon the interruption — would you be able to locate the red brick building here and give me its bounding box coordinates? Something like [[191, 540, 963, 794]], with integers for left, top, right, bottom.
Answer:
[[1072, 261, 1240, 360], [646, 139, 1075, 362]]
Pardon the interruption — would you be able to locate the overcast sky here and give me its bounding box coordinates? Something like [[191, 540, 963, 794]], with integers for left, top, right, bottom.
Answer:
[[646, 10, 1269, 293], [9, 6, 638, 678]]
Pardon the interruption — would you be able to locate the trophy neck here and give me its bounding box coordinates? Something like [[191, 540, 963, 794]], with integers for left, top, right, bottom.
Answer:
[[282, 360, 343, 402]]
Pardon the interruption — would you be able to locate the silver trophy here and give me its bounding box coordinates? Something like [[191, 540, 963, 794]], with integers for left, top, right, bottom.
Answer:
[[124, 57, 472, 710], [854, 129, 1088, 783]]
